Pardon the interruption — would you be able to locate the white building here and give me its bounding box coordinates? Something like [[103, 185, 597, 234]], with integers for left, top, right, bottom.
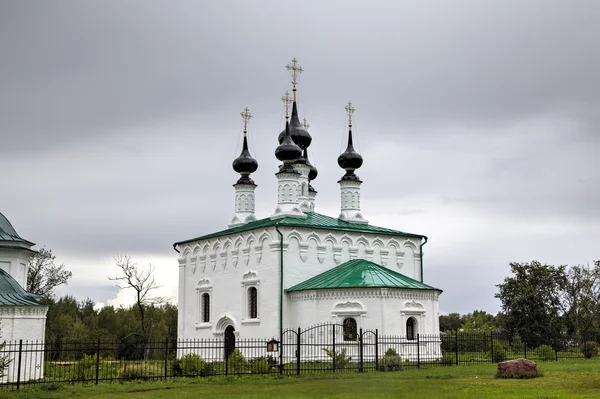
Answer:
[[173, 60, 442, 356], [0, 212, 48, 382]]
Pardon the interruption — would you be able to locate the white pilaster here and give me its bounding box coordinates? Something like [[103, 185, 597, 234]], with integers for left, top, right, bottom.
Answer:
[[295, 163, 311, 212], [338, 179, 368, 223], [229, 183, 257, 227], [272, 170, 306, 219]]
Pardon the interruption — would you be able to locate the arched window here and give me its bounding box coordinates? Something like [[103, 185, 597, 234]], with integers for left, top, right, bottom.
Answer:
[[202, 293, 210, 323], [406, 317, 416, 340], [248, 287, 257, 319], [343, 317, 357, 341]]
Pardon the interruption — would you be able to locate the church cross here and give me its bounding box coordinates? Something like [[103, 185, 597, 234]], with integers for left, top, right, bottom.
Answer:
[[345, 101, 356, 130], [303, 118, 310, 129], [241, 107, 252, 135], [286, 57, 303, 101], [281, 91, 292, 121]]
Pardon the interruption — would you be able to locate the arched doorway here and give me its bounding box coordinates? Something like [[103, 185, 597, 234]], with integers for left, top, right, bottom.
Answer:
[[224, 325, 236, 360]]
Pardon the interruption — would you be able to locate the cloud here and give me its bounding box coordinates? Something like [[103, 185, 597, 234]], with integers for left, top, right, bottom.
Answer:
[[2, 1, 599, 317]]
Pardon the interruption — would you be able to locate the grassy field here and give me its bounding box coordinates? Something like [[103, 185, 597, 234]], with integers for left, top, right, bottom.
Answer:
[[2, 360, 599, 399]]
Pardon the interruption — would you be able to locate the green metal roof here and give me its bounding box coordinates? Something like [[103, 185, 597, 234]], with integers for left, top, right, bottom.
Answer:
[[0, 212, 34, 245], [285, 259, 440, 292], [175, 212, 424, 246], [0, 269, 44, 306]]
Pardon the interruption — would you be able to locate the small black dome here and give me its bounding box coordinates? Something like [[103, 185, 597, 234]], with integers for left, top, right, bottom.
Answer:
[[305, 149, 318, 181], [232, 135, 258, 177], [276, 121, 302, 163], [338, 130, 363, 171], [278, 102, 312, 150]]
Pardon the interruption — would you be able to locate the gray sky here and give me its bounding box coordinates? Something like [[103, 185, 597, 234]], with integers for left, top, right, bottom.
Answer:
[[1, 1, 599, 314]]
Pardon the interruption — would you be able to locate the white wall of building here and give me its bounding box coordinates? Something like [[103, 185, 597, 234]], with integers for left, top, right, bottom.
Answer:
[[177, 224, 433, 341], [0, 306, 48, 383], [0, 248, 32, 289]]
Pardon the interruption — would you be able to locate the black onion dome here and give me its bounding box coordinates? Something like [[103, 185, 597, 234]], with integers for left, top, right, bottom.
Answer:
[[275, 121, 302, 163], [305, 149, 318, 181], [338, 130, 363, 171], [278, 102, 312, 150], [233, 135, 258, 174]]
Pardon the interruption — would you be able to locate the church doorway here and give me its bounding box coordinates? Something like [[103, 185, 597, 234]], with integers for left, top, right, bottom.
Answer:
[[224, 325, 236, 360]]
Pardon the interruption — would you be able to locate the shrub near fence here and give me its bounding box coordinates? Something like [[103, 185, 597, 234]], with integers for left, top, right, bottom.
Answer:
[[1, 328, 599, 390]]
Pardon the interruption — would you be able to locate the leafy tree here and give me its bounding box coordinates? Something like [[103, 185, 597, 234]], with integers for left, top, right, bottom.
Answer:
[[27, 247, 72, 299], [557, 261, 600, 337], [495, 261, 566, 340], [460, 310, 497, 333], [439, 313, 462, 332]]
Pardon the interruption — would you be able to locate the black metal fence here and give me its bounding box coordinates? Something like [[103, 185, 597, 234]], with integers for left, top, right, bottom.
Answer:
[[1, 326, 599, 390]]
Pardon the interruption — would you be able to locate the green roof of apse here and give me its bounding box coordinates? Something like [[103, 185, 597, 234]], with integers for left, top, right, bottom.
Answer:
[[285, 259, 440, 292], [0, 269, 44, 306], [174, 212, 425, 246]]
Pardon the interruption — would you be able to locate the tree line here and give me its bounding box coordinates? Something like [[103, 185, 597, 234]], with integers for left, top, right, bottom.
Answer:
[[441, 260, 600, 341], [23, 249, 600, 342]]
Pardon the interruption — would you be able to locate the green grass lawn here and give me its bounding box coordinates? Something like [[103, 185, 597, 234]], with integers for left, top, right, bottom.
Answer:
[[2, 360, 599, 399]]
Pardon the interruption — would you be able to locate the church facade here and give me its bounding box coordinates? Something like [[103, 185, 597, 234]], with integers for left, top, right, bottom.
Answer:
[[174, 59, 441, 345]]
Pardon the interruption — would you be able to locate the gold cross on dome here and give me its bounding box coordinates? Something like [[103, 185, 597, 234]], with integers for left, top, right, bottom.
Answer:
[[281, 91, 292, 120], [302, 118, 310, 129], [240, 107, 252, 135], [286, 57, 303, 100], [345, 101, 356, 129]]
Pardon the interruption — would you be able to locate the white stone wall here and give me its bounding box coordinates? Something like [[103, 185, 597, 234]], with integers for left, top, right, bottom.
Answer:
[[287, 288, 440, 336], [177, 224, 430, 341], [0, 248, 32, 289], [0, 306, 48, 383]]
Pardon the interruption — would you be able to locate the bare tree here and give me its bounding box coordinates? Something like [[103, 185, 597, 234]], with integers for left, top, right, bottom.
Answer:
[[109, 255, 160, 344], [27, 247, 72, 299]]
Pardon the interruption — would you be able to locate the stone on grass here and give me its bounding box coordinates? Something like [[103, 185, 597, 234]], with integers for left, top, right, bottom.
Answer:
[[496, 358, 541, 379]]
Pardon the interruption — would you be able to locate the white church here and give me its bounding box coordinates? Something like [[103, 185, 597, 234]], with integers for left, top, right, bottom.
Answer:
[[174, 59, 442, 346]]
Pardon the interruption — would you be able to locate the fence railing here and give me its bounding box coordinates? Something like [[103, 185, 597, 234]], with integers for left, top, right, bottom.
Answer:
[[1, 327, 598, 390]]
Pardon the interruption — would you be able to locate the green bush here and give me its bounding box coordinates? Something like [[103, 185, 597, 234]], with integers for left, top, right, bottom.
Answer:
[[227, 349, 248, 374], [511, 335, 525, 354], [534, 344, 555, 361], [380, 348, 402, 372], [583, 341, 598, 359], [249, 357, 271, 374], [322, 348, 352, 370], [440, 352, 456, 365], [491, 341, 507, 363], [180, 353, 204, 376], [120, 364, 149, 381], [73, 353, 97, 381]]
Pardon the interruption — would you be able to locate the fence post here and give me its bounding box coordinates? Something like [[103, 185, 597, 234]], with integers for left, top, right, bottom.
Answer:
[[490, 331, 494, 363], [332, 324, 336, 373], [95, 338, 101, 385], [225, 337, 228, 376], [164, 338, 169, 380], [296, 328, 301, 375], [16, 339, 23, 390], [375, 329, 379, 371], [417, 334, 420, 369], [359, 328, 364, 372], [279, 328, 283, 375], [455, 333, 459, 365]]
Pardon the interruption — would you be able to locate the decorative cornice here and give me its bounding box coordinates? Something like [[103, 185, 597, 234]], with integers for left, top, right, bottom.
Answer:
[[288, 288, 439, 303]]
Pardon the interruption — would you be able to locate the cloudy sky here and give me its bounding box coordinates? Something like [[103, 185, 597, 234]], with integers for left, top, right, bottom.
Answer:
[[1, 1, 599, 314]]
